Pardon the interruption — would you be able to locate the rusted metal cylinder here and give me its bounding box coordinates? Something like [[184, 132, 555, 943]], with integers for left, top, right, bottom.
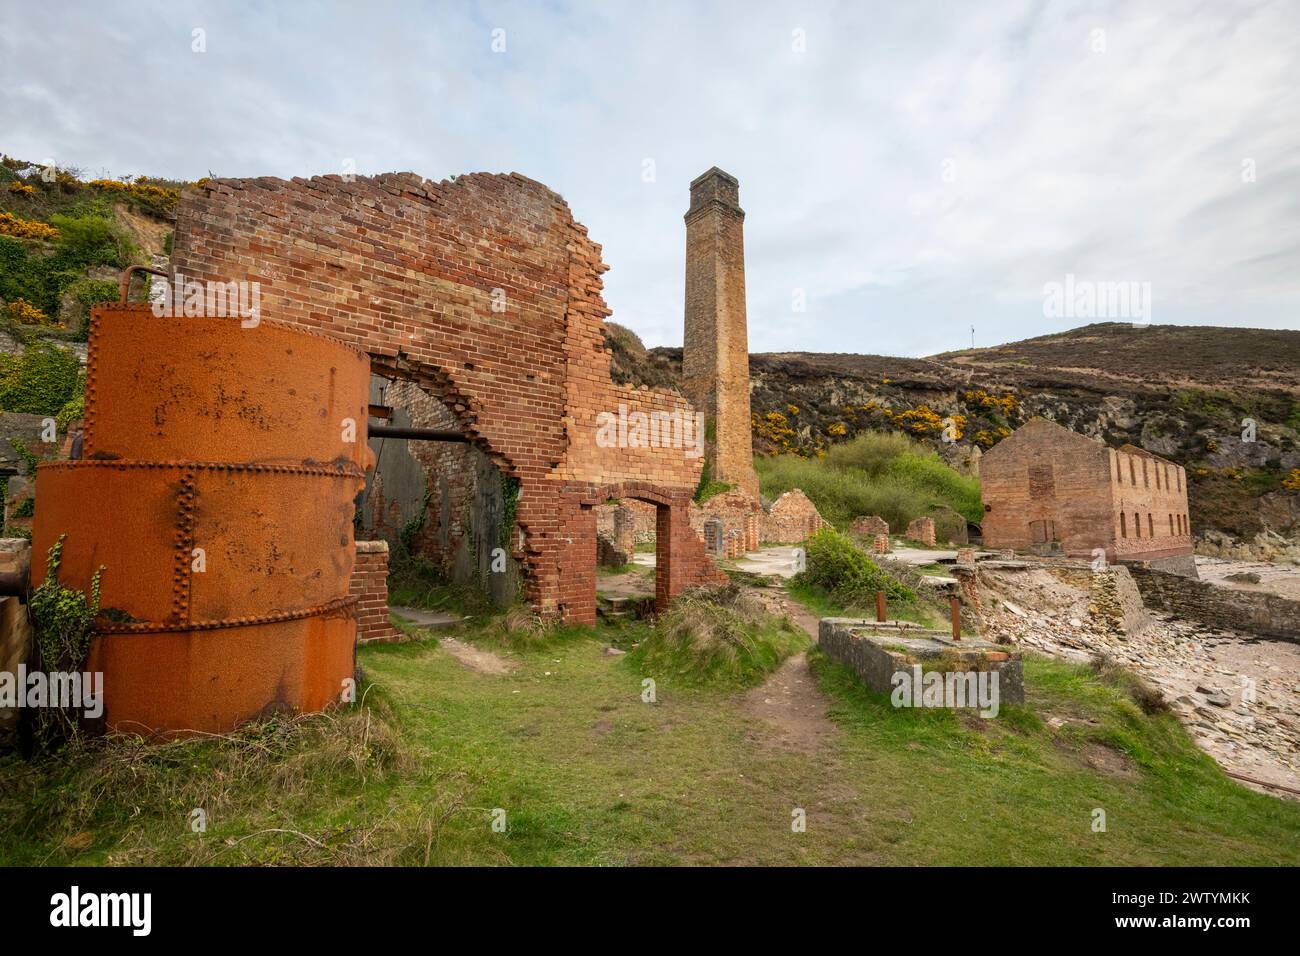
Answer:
[[31, 301, 373, 736], [82, 304, 372, 470]]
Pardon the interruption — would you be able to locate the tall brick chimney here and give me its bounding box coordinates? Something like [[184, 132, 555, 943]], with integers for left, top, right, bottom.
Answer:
[[682, 167, 759, 498]]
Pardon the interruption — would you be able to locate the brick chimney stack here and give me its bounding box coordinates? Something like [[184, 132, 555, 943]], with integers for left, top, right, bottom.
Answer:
[[682, 167, 759, 498]]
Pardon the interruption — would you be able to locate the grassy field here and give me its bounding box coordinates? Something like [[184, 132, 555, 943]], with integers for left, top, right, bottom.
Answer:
[[3, 596, 1298, 866]]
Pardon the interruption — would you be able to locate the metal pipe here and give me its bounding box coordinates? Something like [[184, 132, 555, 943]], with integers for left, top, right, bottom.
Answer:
[[118, 265, 170, 303], [367, 423, 470, 443]]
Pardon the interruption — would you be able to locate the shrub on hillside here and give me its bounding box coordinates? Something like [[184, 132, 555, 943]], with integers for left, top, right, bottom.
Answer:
[[756, 431, 982, 530], [0, 212, 137, 317], [793, 527, 915, 605]]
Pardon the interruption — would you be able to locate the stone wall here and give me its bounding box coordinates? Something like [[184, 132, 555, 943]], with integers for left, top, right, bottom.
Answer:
[[1128, 565, 1300, 641], [818, 618, 1025, 706], [351, 540, 400, 645], [173, 171, 723, 623], [1086, 567, 1153, 636]]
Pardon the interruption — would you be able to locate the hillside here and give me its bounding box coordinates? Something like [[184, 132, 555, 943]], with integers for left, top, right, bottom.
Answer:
[[613, 323, 1300, 549]]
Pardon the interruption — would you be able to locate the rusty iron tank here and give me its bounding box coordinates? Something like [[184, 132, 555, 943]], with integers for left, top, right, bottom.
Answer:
[[31, 278, 374, 736]]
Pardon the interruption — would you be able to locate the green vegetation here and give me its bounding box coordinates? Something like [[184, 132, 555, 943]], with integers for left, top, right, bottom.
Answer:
[[787, 528, 944, 627], [625, 584, 806, 687], [693, 457, 734, 504], [0, 342, 82, 415], [0, 214, 136, 321], [694, 477, 734, 503], [27, 536, 104, 748], [3, 588, 1297, 865], [793, 527, 914, 603], [757, 431, 982, 530]]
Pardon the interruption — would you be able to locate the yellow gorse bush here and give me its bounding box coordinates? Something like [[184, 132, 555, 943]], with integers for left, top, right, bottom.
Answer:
[[89, 178, 181, 213], [4, 298, 54, 325], [0, 211, 60, 241]]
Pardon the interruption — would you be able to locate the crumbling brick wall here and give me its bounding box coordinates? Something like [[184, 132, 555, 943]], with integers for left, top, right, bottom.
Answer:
[[906, 516, 936, 546], [692, 488, 762, 556], [761, 488, 825, 543], [851, 515, 889, 537], [352, 540, 400, 644], [173, 171, 722, 623]]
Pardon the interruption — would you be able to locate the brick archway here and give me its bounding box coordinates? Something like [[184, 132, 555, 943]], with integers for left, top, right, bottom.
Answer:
[[172, 170, 724, 621], [573, 482, 724, 622]]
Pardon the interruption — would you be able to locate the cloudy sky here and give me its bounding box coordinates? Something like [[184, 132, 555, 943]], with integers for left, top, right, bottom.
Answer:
[[3, 0, 1297, 355]]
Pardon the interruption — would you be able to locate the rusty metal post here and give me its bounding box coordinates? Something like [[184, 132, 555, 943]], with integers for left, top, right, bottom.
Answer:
[[876, 590, 886, 622], [950, 596, 962, 640]]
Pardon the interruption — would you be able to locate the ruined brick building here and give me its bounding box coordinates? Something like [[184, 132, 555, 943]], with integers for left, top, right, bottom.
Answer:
[[980, 417, 1195, 575], [172, 170, 726, 624]]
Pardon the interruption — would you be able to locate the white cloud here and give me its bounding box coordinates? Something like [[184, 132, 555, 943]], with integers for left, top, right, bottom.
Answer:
[[2, 0, 1295, 357]]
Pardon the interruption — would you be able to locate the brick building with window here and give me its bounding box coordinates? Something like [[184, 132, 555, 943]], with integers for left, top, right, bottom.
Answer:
[[980, 418, 1195, 576]]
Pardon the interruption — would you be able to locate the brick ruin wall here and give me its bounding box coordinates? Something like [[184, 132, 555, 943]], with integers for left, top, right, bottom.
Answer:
[[351, 540, 401, 644], [173, 172, 724, 623], [761, 489, 825, 544], [597, 498, 657, 543]]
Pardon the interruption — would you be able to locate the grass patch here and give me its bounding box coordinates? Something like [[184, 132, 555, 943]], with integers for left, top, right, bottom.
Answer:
[[4, 600, 1298, 866], [807, 649, 1300, 864], [626, 585, 807, 687], [786, 527, 948, 627], [0, 697, 417, 865]]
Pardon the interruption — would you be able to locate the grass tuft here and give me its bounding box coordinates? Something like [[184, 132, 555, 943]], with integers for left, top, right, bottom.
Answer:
[[627, 584, 807, 686]]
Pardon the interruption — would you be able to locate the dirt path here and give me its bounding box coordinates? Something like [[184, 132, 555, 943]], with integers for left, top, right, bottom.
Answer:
[[742, 587, 837, 750], [438, 635, 515, 675], [390, 606, 516, 676]]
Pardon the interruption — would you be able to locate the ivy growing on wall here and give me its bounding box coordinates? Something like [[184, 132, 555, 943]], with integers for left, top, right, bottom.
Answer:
[[0, 342, 82, 415]]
